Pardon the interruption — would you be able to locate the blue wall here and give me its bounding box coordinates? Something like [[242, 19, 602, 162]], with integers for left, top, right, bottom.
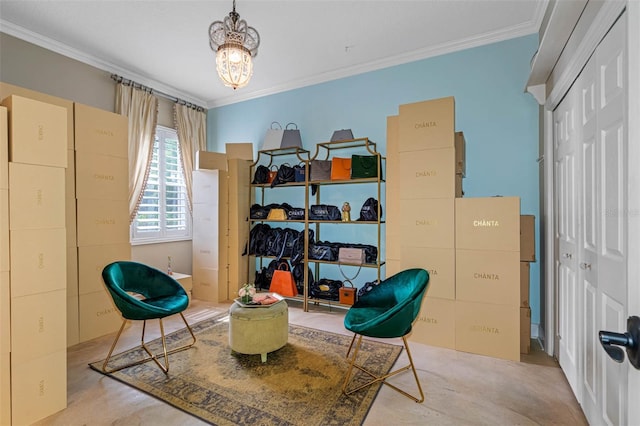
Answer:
[[208, 34, 541, 325]]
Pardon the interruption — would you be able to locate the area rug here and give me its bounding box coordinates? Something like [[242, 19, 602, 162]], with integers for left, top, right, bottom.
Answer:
[[89, 314, 402, 425]]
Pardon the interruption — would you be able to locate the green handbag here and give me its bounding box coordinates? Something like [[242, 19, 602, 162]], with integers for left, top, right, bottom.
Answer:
[[350, 155, 381, 179]]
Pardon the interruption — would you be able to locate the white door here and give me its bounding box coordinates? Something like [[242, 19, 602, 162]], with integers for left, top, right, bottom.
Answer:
[[554, 13, 631, 425], [580, 14, 629, 425], [554, 76, 582, 400]]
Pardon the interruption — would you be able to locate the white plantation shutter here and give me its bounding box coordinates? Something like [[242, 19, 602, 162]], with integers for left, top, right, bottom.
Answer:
[[132, 126, 191, 242]]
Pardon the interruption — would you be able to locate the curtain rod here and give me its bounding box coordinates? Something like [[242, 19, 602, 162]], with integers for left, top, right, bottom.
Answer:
[[110, 74, 206, 112]]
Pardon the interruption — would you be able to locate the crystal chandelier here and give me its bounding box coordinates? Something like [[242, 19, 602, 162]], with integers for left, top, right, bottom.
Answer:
[[208, 0, 260, 90]]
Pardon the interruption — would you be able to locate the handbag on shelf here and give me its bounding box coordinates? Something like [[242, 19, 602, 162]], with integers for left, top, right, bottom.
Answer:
[[293, 162, 307, 182], [310, 278, 342, 301], [266, 208, 287, 221], [331, 129, 354, 142], [308, 204, 341, 221], [252, 165, 269, 184], [309, 160, 332, 181], [339, 282, 357, 305], [271, 163, 295, 187], [350, 155, 380, 179], [281, 123, 303, 149], [358, 197, 382, 222], [338, 247, 365, 264], [269, 261, 298, 297], [267, 165, 278, 183], [331, 157, 352, 180], [261, 121, 284, 151]]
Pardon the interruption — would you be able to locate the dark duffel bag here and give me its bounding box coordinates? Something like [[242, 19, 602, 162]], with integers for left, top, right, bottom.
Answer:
[[310, 278, 342, 301], [308, 204, 341, 221]]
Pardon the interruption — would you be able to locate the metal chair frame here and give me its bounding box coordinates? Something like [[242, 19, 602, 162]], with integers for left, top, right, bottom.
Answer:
[[102, 312, 196, 374], [342, 333, 424, 403]]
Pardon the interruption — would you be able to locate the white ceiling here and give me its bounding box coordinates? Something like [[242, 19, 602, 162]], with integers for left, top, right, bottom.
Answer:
[[0, 0, 546, 109]]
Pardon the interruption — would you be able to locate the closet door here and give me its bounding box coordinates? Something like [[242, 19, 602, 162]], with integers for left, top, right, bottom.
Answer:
[[554, 78, 582, 400], [580, 14, 628, 425]]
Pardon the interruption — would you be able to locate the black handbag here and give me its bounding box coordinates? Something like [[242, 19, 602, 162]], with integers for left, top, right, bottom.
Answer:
[[308, 204, 341, 221], [252, 165, 269, 184], [310, 278, 342, 301], [271, 163, 296, 187], [308, 241, 338, 262], [292, 262, 314, 295], [358, 198, 382, 221]]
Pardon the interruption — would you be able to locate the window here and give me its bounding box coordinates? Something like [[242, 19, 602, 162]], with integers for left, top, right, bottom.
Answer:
[[131, 126, 192, 243]]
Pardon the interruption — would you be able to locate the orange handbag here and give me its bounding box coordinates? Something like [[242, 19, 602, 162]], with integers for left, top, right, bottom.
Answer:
[[269, 262, 298, 297], [331, 157, 351, 180]]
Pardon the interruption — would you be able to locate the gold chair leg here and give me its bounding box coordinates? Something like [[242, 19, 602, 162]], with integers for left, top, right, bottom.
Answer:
[[342, 334, 425, 403], [102, 313, 197, 374]]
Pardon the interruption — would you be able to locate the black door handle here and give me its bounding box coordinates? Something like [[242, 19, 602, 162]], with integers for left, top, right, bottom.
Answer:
[[599, 316, 640, 370]]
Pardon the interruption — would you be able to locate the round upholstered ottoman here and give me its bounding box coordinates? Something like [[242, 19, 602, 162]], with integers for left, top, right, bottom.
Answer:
[[228, 300, 288, 362]]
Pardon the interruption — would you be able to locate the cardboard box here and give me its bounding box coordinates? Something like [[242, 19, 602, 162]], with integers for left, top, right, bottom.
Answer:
[[398, 96, 455, 151], [0, 106, 7, 189], [399, 148, 456, 199], [196, 150, 227, 171], [78, 289, 122, 342], [11, 289, 66, 362], [10, 350, 67, 425], [456, 174, 463, 198], [520, 215, 536, 261], [385, 259, 401, 278], [455, 131, 466, 176], [76, 198, 129, 246], [65, 148, 75, 196], [455, 300, 520, 362], [386, 115, 400, 194], [0, 81, 74, 150], [520, 307, 531, 354], [225, 143, 254, 161], [400, 198, 455, 249], [67, 246, 79, 298], [0, 190, 8, 271], [10, 228, 66, 297], [521, 262, 530, 307], [0, 344, 9, 426], [67, 294, 79, 347], [192, 267, 228, 303], [409, 296, 456, 349], [401, 246, 455, 300], [9, 163, 65, 230], [75, 152, 128, 200], [2, 95, 67, 168], [0, 271, 8, 354], [455, 197, 521, 252], [193, 169, 227, 205], [172, 272, 193, 293], [455, 249, 520, 306], [227, 159, 251, 288], [78, 243, 131, 295], [192, 202, 223, 241], [74, 103, 127, 158]]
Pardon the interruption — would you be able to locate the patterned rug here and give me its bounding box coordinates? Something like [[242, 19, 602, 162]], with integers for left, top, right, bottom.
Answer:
[[89, 314, 402, 425]]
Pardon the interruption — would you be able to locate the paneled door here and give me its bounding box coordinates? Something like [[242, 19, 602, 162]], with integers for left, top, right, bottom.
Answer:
[[555, 13, 630, 425], [580, 14, 628, 425], [554, 74, 582, 400]]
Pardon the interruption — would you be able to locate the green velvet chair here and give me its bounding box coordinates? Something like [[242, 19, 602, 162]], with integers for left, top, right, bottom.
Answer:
[[101, 261, 196, 374], [342, 268, 429, 402]]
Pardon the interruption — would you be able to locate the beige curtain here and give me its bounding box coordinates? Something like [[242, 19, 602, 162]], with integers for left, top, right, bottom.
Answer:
[[115, 83, 159, 221], [174, 103, 207, 212]]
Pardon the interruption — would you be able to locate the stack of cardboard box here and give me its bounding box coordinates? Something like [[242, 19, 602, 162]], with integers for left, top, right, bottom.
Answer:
[[0, 104, 9, 426], [386, 96, 529, 362], [2, 95, 68, 425], [191, 145, 252, 302], [520, 215, 535, 354], [455, 197, 521, 361], [74, 103, 130, 342], [387, 97, 463, 350]]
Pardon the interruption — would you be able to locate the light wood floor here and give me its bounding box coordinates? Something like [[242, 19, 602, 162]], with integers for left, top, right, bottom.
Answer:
[[33, 299, 587, 426]]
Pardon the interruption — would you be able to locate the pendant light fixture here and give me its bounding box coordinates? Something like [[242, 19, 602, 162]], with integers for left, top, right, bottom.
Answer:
[[208, 0, 260, 90]]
